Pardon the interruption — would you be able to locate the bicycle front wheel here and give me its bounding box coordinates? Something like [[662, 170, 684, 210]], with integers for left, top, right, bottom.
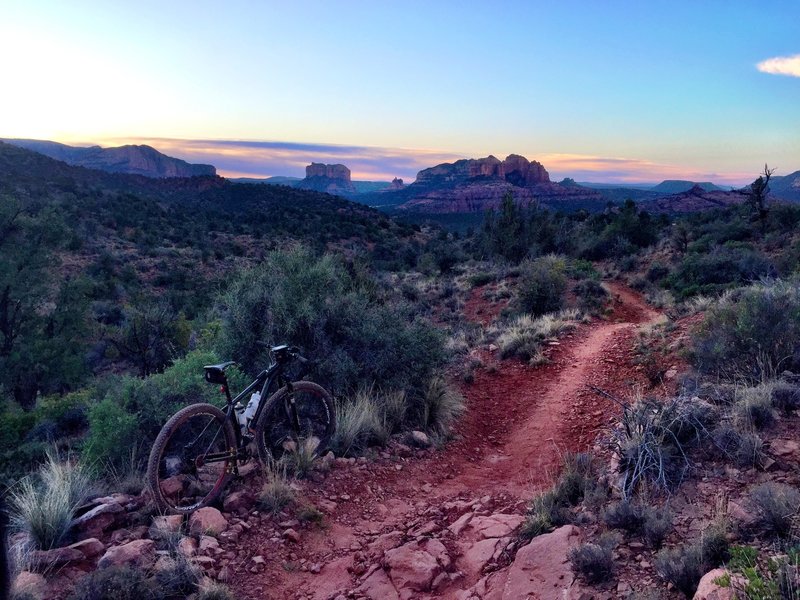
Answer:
[[255, 381, 336, 464], [147, 403, 237, 514]]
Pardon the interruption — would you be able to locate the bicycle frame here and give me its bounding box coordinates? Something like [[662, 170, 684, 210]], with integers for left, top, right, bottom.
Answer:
[[219, 358, 293, 451]]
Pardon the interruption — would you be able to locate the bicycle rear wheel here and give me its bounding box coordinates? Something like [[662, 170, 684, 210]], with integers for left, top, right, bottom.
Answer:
[[147, 403, 237, 514], [255, 381, 336, 464]]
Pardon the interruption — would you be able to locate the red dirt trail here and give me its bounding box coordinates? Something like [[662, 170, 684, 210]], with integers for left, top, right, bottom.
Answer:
[[231, 282, 663, 600]]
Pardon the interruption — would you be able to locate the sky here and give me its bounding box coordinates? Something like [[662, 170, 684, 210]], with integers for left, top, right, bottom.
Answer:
[[1, 0, 798, 184]]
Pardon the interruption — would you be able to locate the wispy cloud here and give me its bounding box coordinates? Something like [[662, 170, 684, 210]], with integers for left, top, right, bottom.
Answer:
[[756, 54, 800, 78], [94, 137, 753, 186]]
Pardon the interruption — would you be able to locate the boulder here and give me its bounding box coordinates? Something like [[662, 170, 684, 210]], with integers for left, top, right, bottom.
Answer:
[[178, 536, 198, 558], [460, 537, 510, 574], [500, 525, 582, 600], [467, 514, 524, 539], [72, 501, 124, 536], [357, 567, 401, 600], [29, 547, 84, 570], [223, 490, 255, 514], [12, 571, 47, 598], [694, 568, 735, 600], [188, 507, 229, 537], [97, 539, 156, 569], [407, 431, 431, 448], [149, 514, 184, 539], [384, 538, 452, 598], [68, 538, 105, 559]]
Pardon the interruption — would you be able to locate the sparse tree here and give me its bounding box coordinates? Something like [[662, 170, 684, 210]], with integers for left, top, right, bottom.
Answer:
[[748, 164, 774, 229]]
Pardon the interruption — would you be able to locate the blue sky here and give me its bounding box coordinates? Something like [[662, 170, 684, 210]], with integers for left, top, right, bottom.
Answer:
[[1, 0, 798, 183]]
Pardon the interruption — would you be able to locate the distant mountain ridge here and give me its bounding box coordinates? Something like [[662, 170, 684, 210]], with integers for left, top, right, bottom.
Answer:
[[771, 170, 800, 202], [1, 138, 216, 178], [649, 180, 726, 194]]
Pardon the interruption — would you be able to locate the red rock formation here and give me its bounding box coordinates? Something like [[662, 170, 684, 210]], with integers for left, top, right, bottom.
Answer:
[[305, 163, 352, 182], [298, 163, 356, 195]]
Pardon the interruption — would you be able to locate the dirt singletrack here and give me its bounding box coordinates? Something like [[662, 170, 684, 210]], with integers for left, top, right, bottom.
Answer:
[[231, 282, 663, 600]]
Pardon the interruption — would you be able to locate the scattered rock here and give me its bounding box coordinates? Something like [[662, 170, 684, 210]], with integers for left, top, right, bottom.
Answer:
[[407, 431, 432, 448], [694, 568, 735, 600], [770, 439, 800, 458], [199, 535, 221, 555], [384, 538, 451, 597], [223, 490, 255, 514], [357, 567, 401, 600], [12, 571, 47, 597], [178, 536, 198, 558], [283, 528, 301, 543], [68, 538, 105, 560], [188, 507, 229, 537], [29, 547, 84, 570], [149, 514, 184, 540], [98, 539, 156, 569], [467, 514, 524, 539], [72, 501, 124, 536]]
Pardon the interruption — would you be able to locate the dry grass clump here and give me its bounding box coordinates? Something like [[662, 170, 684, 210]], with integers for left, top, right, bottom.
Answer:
[[494, 309, 581, 362], [329, 388, 388, 456], [655, 520, 730, 598], [520, 453, 598, 540], [258, 461, 295, 515], [420, 377, 465, 438], [8, 452, 92, 550], [603, 500, 672, 549]]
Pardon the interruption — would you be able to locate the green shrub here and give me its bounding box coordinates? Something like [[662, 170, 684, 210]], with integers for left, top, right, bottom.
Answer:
[[712, 424, 764, 468], [604, 501, 672, 548], [568, 533, 617, 584], [216, 247, 445, 403], [667, 247, 774, 299], [573, 280, 609, 314], [642, 506, 673, 549], [692, 281, 800, 381], [749, 482, 800, 539], [516, 255, 567, 316]]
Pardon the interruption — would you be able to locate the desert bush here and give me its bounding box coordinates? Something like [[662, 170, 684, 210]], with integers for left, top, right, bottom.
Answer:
[[154, 554, 202, 598], [749, 482, 800, 539], [655, 522, 730, 597], [67, 565, 153, 600], [604, 501, 672, 548], [8, 453, 92, 550], [573, 279, 609, 314], [216, 247, 445, 400], [613, 397, 716, 498], [495, 309, 580, 362], [771, 382, 800, 415], [667, 247, 774, 299], [516, 255, 567, 316], [692, 280, 800, 381], [569, 533, 617, 584], [712, 424, 764, 468], [604, 500, 645, 532], [284, 437, 321, 479], [720, 545, 800, 600]]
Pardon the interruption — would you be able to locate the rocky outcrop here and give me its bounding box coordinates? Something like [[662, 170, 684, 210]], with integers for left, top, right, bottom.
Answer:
[[693, 568, 736, 600], [297, 162, 356, 195], [394, 154, 604, 214], [1, 139, 216, 178], [415, 154, 550, 186]]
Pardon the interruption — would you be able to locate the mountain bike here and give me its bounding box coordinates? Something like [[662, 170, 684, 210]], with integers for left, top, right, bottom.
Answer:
[[146, 344, 336, 514]]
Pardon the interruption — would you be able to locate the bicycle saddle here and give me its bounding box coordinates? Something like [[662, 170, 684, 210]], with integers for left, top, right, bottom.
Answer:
[[203, 361, 236, 384]]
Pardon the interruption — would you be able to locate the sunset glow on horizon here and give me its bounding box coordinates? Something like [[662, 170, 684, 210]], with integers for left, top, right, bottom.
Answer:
[[2, 0, 798, 185]]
